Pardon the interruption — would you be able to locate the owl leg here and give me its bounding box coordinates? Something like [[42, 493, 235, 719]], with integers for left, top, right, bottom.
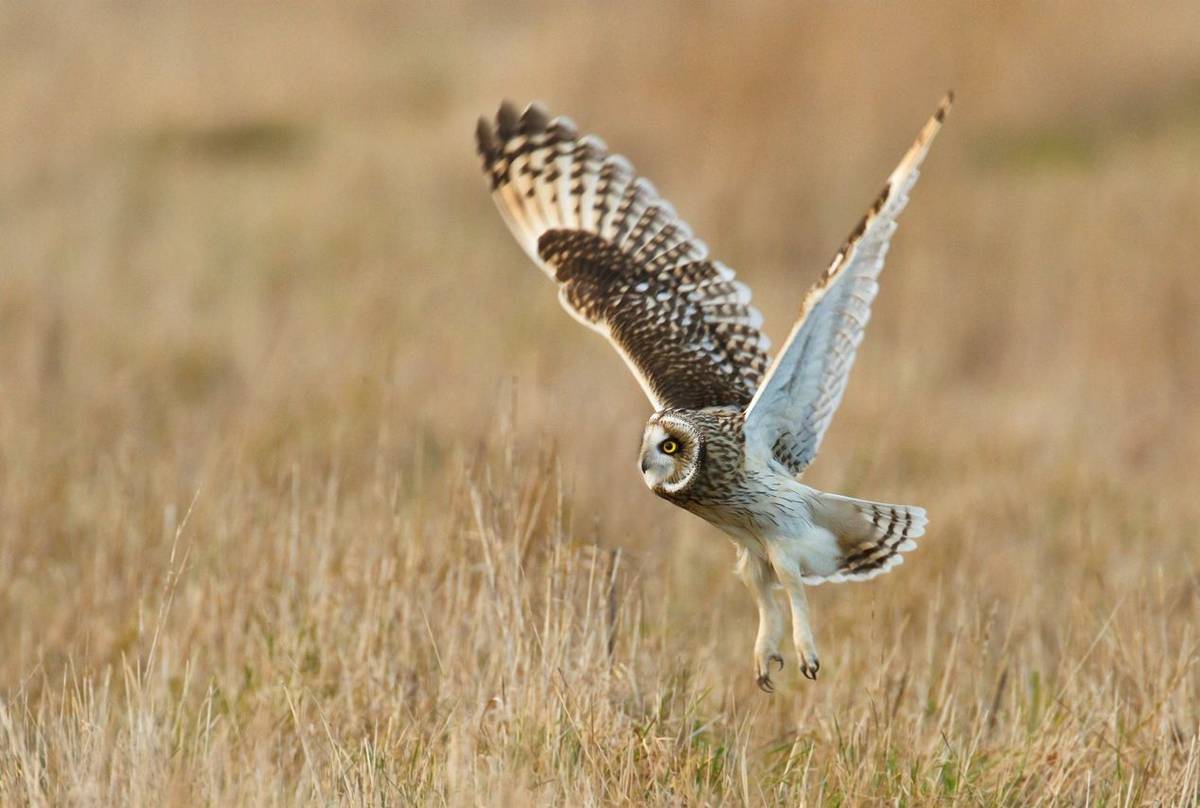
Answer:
[[769, 555, 821, 681], [736, 547, 786, 693]]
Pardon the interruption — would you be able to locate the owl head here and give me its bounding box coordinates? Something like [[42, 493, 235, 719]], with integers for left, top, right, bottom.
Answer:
[[639, 412, 704, 495]]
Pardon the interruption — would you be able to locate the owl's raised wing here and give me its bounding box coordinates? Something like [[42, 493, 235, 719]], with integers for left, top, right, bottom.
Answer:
[[477, 102, 770, 411], [744, 94, 952, 475]]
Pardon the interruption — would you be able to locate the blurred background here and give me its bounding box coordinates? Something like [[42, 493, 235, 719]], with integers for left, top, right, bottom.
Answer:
[[1, 2, 1198, 803]]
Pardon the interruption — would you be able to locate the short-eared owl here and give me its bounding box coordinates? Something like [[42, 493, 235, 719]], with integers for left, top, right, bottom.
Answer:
[[477, 94, 951, 691]]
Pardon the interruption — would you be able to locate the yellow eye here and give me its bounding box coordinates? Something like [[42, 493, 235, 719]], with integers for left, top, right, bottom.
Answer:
[[660, 439, 679, 455]]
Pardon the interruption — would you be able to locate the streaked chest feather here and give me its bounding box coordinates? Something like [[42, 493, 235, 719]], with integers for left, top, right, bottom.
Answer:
[[660, 413, 816, 544]]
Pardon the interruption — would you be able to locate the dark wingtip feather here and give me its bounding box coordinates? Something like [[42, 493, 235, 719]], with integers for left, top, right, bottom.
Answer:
[[496, 100, 520, 138], [520, 102, 550, 134], [936, 91, 954, 122], [476, 116, 498, 160]]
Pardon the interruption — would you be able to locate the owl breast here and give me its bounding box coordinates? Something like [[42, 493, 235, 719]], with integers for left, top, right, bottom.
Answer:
[[657, 407, 816, 552]]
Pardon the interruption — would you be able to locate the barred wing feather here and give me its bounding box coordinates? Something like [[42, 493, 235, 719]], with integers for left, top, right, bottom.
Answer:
[[744, 94, 952, 475], [477, 101, 771, 411]]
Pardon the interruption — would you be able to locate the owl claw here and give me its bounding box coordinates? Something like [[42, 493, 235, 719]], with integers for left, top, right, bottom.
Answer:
[[799, 656, 820, 681], [755, 653, 784, 693]]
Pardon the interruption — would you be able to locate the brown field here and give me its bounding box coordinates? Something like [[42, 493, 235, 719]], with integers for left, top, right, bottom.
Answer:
[[2, 3, 1200, 805]]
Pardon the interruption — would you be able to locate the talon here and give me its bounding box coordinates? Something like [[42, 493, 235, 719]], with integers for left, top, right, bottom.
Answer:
[[801, 658, 820, 680], [756, 673, 775, 693], [770, 654, 784, 672]]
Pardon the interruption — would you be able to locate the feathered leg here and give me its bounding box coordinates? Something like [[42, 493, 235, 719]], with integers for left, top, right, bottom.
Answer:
[[736, 547, 786, 693], [769, 551, 821, 680]]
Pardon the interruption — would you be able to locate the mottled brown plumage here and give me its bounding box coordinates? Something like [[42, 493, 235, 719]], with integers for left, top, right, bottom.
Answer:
[[476, 102, 770, 411]]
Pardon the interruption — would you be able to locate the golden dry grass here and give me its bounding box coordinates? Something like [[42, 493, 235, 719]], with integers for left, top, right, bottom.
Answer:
[[2, 3, 1200, 805]]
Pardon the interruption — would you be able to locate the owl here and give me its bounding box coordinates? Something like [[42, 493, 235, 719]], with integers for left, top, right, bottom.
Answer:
[[476, 94, 950, 691]]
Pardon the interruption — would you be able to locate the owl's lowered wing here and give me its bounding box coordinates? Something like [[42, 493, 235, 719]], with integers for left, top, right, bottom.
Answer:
[[744, 94, 952, 475], [477, 102, 770, 411]]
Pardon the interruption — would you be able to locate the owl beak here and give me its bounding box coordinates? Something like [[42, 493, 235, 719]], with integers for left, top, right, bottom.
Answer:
[[640, 457, 651, 473]]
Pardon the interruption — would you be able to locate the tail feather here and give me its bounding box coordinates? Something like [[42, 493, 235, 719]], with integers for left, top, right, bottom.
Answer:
[[803, 492, 927, 585]]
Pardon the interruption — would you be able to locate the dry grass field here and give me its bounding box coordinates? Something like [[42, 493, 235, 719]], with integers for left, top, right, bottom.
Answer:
[[2, 3, 1200, 805]]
